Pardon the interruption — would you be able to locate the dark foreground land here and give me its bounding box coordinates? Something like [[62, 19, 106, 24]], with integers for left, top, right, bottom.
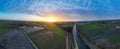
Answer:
[[1, 20, 120, 49], [0, 30, 34, 49], [0, 21, 66, 49], [27, 23, 66, 49], [77, 22, 120, 49]]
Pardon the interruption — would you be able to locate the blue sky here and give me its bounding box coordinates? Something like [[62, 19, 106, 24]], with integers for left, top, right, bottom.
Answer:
[[0, 0, 120, 21]]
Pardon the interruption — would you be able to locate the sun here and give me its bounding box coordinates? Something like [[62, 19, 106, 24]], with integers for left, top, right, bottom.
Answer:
[[47, 17, 56, 22]]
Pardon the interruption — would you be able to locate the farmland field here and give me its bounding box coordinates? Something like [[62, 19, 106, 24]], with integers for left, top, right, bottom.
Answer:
[[78, 24, 111, 38], [0, 22, 11, 36], [28, 23, 66, 49]]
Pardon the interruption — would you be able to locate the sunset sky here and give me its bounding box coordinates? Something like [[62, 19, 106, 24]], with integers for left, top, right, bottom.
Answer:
[[0, 0, 120, 22]]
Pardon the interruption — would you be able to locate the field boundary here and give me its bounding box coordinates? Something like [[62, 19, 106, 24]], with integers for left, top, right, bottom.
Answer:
[[21, 30, 39, 49]]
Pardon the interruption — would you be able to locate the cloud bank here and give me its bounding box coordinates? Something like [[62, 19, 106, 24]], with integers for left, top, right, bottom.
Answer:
[[0, 0, 120, 21]]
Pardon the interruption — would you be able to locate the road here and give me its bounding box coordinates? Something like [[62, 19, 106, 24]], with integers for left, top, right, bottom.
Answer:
[[0, 30, 34, 49], [66, 32, 69, 49], [73, 23, 90, 49]]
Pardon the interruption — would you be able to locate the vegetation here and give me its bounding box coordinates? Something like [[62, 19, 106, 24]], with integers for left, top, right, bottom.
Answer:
[[45, 23, 65, 36], [108, 35, 120, 44], [28, 23, 66, 49], [78, 24, 111, 37], [57, 23, 74, 32], [0, 22, 11, 36]]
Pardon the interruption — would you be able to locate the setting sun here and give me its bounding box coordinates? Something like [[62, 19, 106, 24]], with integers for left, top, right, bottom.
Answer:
[[46, 17, 56, 22], [44, 14, 58, 22]]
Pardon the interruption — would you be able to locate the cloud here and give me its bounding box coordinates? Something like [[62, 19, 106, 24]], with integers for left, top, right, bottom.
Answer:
[[28, 0, 96, 14], [0, 0, 112, 14], [0, 0, 120, 21], [0, 12, 45, 21]]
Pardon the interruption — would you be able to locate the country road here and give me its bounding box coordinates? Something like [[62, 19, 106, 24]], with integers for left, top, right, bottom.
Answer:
[[0, 29, 34, 49], [66, 32, 69, 49]]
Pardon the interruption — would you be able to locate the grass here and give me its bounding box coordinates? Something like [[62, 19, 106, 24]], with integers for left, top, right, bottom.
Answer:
[[45, 23, 66, 36], [28, 23, 66, 49], [108, 35, 120, 44], [78, 24, 111, 37], [0, 22, 11, 36], [0, 28, 10, 36]]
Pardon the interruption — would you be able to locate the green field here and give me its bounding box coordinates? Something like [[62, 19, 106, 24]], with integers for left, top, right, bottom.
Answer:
[[108, 35, 120, 44], [28, 23, 66, 49], [0, 22, 11, 36], [78, 24, 111, 38]]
